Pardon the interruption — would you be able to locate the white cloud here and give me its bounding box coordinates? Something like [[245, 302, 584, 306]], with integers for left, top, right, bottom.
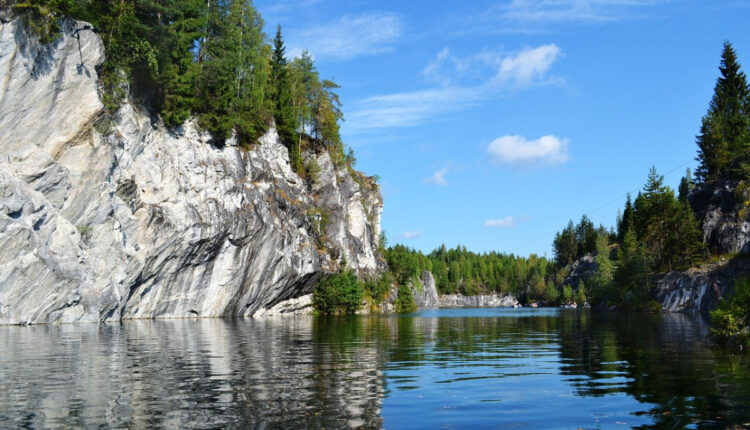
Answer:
[[402, 231, 423, 239], [347, 44, 562, 131], [290, 12, 402, 60], [347, 87, 482, 130], [484, 216, 531, 228], [488, 134, 570, 168], [495, 44, 561, 86], [425, 167, 450, 185], [484, 0, 660, 28], [421, 48, 454, 87]]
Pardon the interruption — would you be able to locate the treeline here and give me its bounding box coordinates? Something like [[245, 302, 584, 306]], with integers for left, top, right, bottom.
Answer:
[[385, 244, 560, 304], [554, 168, 705, 309], [7, 0, 347, 171], [552, 42, 750, 311]]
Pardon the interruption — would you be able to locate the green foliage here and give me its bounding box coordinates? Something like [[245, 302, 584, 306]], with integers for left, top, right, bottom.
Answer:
[[560, 167, 706, 310], [12, 1, 66, 43], [307, 207, 329, 250], [76, 224, 93, 243], [385, 244, 422, 286], [587, 233, 615, 306], [562, 285, 573, 304], [575, 286, 587, 306], [363, 272, 393, 305], [710, 277, 750, 347], [304, 158, 321, 187], [695, 42, 750, 182], [16, 1, 353, 168], [553, 215, 600, 268], [312, 270, 363, 315], [545, 280, 560, 305], [385, 243, 555, 301], [394, 284, 417, 313], [678, 168, 695, 203], [196, 0, 270, 144]]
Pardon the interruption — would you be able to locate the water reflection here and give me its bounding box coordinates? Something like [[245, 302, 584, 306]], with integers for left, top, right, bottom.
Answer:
[[0, 318, 385, 429], [1, 310, 749, 429]]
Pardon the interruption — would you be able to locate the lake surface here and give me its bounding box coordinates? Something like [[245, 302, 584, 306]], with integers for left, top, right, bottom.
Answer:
[[1, 308, 750, 429]]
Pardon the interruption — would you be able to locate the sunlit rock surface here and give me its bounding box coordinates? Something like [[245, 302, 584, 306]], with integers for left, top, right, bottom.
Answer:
[[655, 258, 750, 313], [439, 293, 519, 308], [0, 17, 382, 324], [413, 270, 440, 308]]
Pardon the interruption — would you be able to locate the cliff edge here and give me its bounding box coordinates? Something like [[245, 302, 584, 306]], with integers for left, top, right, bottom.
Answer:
[[0, 17, 383, 324]]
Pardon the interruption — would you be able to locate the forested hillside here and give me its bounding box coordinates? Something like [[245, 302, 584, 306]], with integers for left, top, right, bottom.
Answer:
[[3, 0, 349, 173], [549, 42, 750, 345]]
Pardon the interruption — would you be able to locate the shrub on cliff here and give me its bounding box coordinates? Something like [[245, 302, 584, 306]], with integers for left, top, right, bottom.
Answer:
[[711, 277, 750, 349], [394, 284, 416, 313], [363, 272, 392, 305], [313, 270, 363, 315]]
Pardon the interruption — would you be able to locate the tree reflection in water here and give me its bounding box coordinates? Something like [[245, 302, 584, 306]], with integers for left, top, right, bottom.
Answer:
[[1, 310, 749, 429]]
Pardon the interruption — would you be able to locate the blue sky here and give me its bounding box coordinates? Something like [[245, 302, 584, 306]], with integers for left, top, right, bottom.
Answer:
[[254, 0, 750, 257]]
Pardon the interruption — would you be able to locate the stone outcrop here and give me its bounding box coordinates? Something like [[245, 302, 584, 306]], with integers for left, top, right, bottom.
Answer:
[[0, 17, 382, 324], [412, 271, 440, 308], [655, 258, 750, 313], [690, 180, 750, 255], [439, 293, 519, 308], [561, 254, 598, 289]]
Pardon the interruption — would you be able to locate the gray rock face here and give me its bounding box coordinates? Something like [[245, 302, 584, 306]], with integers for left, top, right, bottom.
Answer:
[[690, 180, 750, 255], [0, 18, 382, 324], [439, 293, 519, 308], [412, 271, 440, 308], [655, 258, 750, 313], [561, 254, 597, 289]]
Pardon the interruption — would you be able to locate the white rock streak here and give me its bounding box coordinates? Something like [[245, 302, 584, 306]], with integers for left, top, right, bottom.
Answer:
[[0, 17, 382, 324]]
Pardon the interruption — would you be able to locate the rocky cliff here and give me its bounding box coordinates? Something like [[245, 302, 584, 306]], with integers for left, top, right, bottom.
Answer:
[[0, 17, 383, 324], [412, 271, 440, 308], [652, 180, 750, 313], [438, 293, 519, 308], [655, 258, 750, 313], [690, 180, 750, 255]]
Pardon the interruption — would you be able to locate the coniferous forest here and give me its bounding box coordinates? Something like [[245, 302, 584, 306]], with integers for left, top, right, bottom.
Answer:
[[4, 2, 749, 346], [5, 0, 349, 172]]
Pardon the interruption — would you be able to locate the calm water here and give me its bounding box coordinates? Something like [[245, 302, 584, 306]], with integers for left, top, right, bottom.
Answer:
[[1, 309, 750, 429]]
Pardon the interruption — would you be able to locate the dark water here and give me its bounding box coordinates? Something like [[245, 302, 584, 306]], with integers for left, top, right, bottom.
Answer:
[[1, 309, 750, 429]]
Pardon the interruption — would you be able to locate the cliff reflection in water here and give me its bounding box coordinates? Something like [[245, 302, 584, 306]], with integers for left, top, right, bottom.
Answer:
[[0, 318, 386, 429], [2, 310, 750, 429]]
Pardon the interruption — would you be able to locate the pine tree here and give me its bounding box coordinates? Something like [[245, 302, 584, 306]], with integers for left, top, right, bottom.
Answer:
[[674, 200, 705, 266], [678, 168, 695, 203], [614, 228, 650, 306], [696, 42, 750, 182], [617, 193, 634, 243], [270, 25, 300, 170], [588, 233, 614, 306], [553, 220, 577, 268]]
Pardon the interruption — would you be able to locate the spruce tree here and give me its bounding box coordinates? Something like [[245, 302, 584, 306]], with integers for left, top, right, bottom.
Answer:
[[696, 42, 750, 182], [678, 168, 695, 203], [617, 193, 634, 243], [270, 25, 300, 170]]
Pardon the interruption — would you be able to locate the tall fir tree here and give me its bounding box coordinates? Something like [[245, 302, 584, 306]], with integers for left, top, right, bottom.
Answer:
[[696, 42, 750, 182], [617, 193, 634, 243], [270, 25, 300, 170], [678, 168, 695, 203]]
